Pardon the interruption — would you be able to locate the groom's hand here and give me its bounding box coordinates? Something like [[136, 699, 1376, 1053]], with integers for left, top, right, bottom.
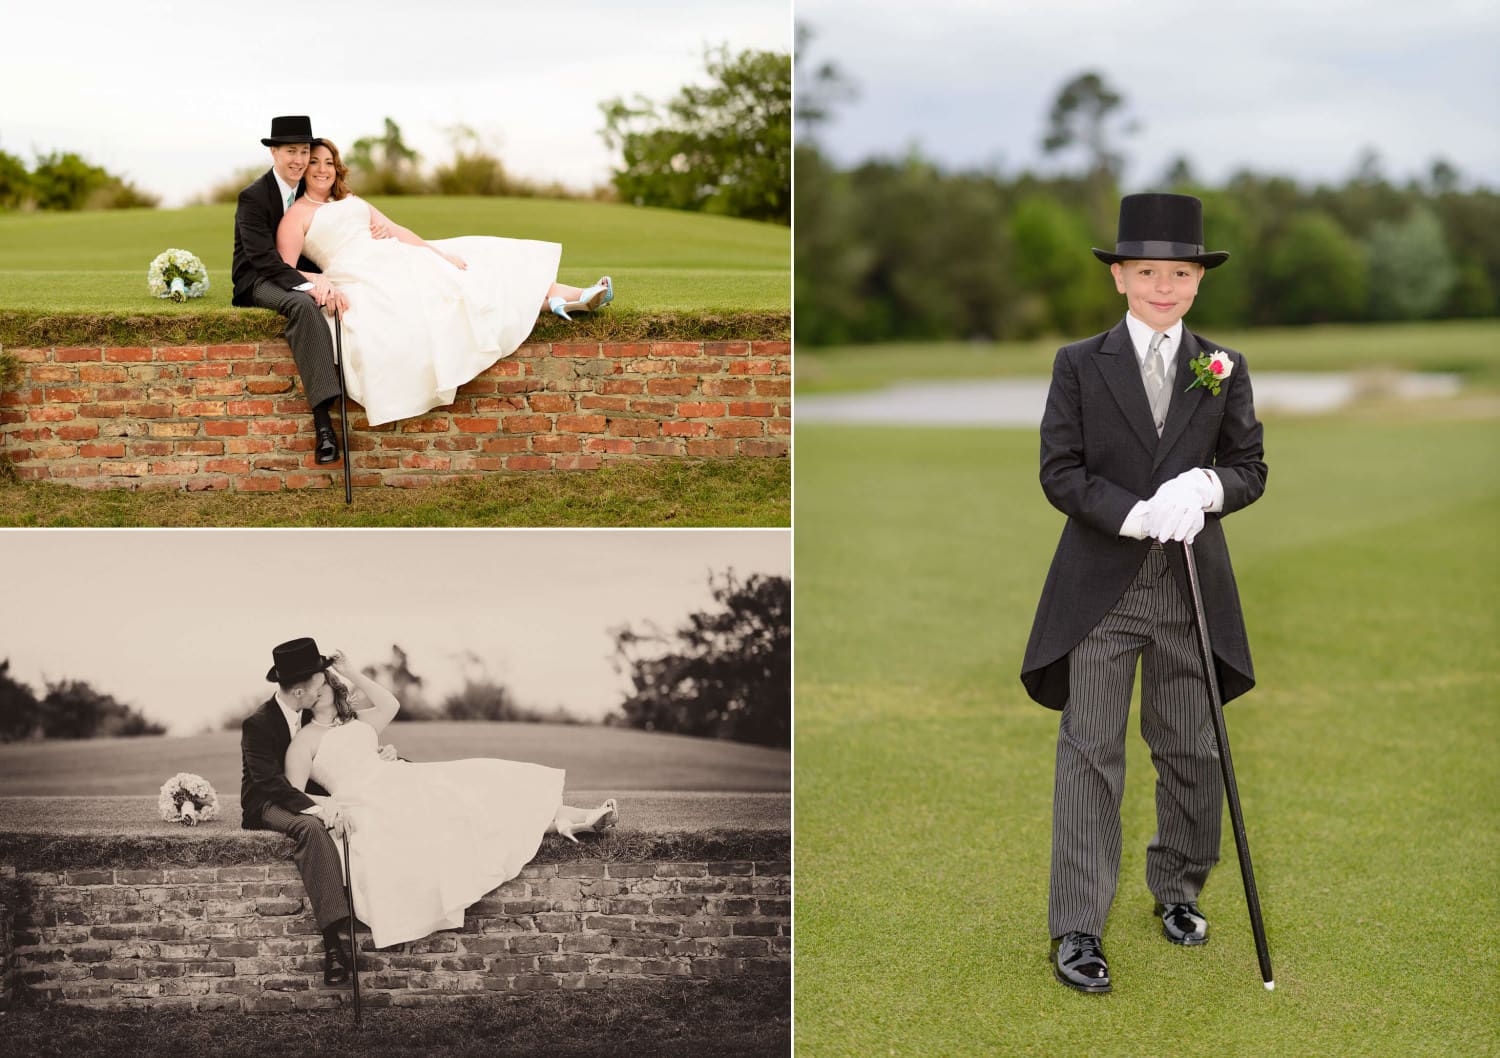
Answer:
[[370, 219, 395, 240], [378, 744, 398, 762]]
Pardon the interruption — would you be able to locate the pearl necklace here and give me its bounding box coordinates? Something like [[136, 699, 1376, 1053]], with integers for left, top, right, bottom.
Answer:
[[308, 717, 342, 728], [304, 194, 331, 205]]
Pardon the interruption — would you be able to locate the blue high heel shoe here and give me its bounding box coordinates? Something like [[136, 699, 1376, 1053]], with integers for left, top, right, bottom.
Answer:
[[579, 276, 613, 311], [548, 295, 574, 321]]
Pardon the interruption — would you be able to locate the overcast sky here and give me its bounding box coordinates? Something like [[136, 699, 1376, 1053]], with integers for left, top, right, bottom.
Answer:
[[5, 0, 791, 207], [797, 0, 1499, 190], [2, 530, 789, 735]]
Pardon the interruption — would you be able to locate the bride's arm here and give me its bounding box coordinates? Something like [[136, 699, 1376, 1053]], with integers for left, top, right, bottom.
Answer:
[[285, 734, 349, 835], [327, 653, 401, 734], [368, 204, 467, 270], [275, 205, 320, 279]]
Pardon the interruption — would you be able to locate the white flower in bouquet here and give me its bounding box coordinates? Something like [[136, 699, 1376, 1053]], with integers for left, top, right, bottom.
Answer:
[[158, 772, 219, 826], [147, 248, 210, 302]]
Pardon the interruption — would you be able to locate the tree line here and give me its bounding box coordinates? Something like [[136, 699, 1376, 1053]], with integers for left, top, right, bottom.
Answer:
[[795, 53, 1500, 345], [1, 46, 789, 225], [2, 570, 789, 749], [0, 659, 164, 740]]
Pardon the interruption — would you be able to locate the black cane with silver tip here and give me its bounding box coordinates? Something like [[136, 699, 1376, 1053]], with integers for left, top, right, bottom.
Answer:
[[333, 309, 352, 505], [339, 828, 362, 1024], [1183, 540, 1274, 991]]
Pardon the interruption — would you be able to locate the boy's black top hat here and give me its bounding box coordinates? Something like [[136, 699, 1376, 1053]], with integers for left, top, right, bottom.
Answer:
[[1092, 192, 1229, 269], [266, 637, 333, 683], [261, 116, 315, 147]]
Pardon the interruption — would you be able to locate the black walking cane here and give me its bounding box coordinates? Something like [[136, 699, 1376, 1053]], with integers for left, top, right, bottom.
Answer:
[[333, 308, 352, 505], [1183, 540, 1275, 991], [339, 828, 362, 1024]]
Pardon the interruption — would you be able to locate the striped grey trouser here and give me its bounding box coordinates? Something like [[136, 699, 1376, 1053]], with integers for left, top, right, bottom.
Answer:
[[1048, 547, 1222, 939], [249, 278, 341, 410], [259, 803, 351, 932]]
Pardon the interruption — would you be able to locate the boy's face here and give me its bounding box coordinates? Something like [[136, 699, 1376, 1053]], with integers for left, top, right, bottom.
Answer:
[[1111, 259, 1205, 331]]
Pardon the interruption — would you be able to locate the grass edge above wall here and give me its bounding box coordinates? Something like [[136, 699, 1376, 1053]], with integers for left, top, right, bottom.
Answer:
[[0, 308, 789, 348]]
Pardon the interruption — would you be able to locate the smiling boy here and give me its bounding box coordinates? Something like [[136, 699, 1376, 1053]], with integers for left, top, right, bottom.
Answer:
[[1020, 193, 1267, 993]]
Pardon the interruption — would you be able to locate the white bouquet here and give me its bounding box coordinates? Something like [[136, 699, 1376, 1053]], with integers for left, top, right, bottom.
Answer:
[[158, 772, 220, 826], [147, 248, 210, 302]]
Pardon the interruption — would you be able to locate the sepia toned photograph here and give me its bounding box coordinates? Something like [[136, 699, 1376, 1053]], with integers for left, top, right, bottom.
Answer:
[[0, 529, 789, 1055]]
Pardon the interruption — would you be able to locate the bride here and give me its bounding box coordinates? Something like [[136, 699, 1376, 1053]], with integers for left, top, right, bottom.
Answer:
[[284, 648, 618, 949], [275, 139, 615, 427]]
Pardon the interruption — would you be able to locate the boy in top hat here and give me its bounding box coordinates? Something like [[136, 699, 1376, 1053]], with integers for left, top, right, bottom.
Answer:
[[230, 116, 349, 464], [1020, 193, 1267, 993]]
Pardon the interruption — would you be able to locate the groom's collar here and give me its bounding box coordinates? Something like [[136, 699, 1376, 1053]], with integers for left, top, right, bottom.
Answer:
[[271, 170, 298, 212], [272, 693, 304, 733]]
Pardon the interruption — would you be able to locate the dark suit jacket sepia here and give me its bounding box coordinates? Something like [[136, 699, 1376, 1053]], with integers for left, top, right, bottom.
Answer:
[[239, 696, 330, 829], [1020, 319, 1267, 711], [230, 170, 321, 307]]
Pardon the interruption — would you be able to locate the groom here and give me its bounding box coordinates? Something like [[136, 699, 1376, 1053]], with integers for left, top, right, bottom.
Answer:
[[230, 116, 348, 464], [240, 637, 356, 985]]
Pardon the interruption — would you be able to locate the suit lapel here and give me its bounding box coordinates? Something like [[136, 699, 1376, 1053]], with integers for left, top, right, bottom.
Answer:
[[1091, 320, 1158, 455], [1154, 327, 1208, 468]]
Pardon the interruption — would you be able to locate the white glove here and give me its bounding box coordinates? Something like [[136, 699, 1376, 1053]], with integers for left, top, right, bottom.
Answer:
[[1161, 469, 1218, 510], [1144, 501, 1204, 543]]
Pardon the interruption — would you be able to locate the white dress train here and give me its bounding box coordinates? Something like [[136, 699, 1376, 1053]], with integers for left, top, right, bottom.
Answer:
[[300, 194, 561, 426], [308, 718, 565, 948]]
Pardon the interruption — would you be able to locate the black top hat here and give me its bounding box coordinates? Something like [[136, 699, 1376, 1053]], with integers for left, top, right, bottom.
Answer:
[[1092, 193, 1229, 269], [261, 116, 315, 147], [266, 637, 333, 683]]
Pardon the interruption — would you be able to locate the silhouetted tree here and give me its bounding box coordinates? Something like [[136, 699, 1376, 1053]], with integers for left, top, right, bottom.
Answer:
[[611, 572, 789, 747], [361, 644, 438, 721], [36, 678, 165, 739], [0, 659, 41, 741], [349, 118, 424, 195]]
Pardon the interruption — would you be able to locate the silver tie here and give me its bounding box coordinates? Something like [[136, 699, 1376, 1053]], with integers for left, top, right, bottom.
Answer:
[[1144, 331, 1169, 435]]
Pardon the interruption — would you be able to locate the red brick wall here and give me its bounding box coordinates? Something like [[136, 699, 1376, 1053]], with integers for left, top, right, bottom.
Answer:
[[0, 340, 790, 491], [8, 859, 789, 1010]]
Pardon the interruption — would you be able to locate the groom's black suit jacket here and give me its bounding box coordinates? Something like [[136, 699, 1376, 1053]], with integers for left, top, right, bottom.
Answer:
[[240, 696, 331, 829], [230, 170, 321, 307], [1020, 319, 1268, 711]]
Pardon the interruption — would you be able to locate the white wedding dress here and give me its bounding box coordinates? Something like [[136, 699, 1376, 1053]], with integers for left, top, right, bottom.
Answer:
[[301, 195, 562, 426], [309, 718, 565, 948]]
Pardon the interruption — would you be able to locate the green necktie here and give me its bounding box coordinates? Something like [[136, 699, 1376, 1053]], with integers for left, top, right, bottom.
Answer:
[[285, 190, 295, 210]]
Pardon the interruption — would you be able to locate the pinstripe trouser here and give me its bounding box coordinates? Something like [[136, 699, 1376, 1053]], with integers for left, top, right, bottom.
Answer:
[[1048, 547, 1222, 938], [249, 278, 342, 410], [259, 803, 351, 932]]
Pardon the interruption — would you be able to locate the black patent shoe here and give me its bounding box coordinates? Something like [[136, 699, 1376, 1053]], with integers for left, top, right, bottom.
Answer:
[[315, 423, 340, 464], [1155, 901, 1209, 946], [323, 939, 352, 986], [1051, 931, 1111, 993]]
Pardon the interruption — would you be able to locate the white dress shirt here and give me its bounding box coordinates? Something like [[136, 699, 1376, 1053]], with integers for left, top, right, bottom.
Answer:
[[1117, 312, 1224, 539], [270, 170, 315, 293]]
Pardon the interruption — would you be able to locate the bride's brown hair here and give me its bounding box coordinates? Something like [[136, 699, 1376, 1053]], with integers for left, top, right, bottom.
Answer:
[[327, 668, 360, 722], [310, 139, 352, 201]]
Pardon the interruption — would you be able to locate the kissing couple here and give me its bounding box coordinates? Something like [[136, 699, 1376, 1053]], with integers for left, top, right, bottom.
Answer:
[[229, 116, 617, 463], [239, 637, 618, 984]]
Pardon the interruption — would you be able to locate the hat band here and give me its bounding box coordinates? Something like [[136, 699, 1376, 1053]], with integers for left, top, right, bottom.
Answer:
[[1113, 240, 1208, 258]]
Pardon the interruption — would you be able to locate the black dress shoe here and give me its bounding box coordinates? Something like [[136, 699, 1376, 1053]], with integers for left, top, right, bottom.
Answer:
[[314, 424, 340, 465], [1051, 931, 1111, 993], [1155, 901, 1209, 946], [323, 939, 352, 986]]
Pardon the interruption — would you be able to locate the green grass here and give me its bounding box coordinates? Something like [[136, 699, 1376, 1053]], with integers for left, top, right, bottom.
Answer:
[[792, 410, 1500, 1057], [0, 458, 789, 528], [795, 319, 1500, 394], [0, 979, 789, 1058], [0, 197, 789, 315]]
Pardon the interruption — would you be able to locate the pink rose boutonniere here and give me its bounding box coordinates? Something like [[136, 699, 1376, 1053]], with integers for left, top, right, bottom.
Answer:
[[1185, 350, 1235, 396]]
